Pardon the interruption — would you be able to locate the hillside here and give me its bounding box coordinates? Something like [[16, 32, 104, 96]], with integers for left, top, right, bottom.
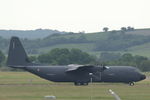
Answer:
[[125, 28, 150, 36], [36, 28, 150, 57], [1, 28, 150, 58], [0, 29, 67, 39]]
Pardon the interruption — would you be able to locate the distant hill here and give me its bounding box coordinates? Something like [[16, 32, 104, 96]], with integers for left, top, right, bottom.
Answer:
[[1, 28, 150, 58], [125, 28, 150, 36], [0, 29, 67, 39], [35, 28, 150, 57]]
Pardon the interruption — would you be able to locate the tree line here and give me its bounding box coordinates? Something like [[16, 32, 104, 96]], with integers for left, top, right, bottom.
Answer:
[[102, 26, 134, 32], [100, 52, 150, 71]]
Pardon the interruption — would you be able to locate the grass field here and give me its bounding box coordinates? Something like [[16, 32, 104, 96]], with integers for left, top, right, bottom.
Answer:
[[0, 72, 150, 100], [127, 42, 150, 57], [39, 43, 95, 53]]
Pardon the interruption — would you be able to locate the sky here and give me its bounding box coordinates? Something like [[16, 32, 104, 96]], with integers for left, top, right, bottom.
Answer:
[[0, 0, 150, 32]]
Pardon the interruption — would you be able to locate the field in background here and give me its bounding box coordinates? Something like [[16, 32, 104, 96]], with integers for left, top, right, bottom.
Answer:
[[0, 72, 150, 100], [39, 43, 95, 53], [37, 29, 150, 58]]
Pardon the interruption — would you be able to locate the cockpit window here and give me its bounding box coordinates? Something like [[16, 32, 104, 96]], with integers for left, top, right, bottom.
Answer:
[[134, 69, 141, 73]]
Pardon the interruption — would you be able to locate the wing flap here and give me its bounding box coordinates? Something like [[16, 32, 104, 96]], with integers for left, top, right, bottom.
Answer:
[[66, 64, 94, 73]]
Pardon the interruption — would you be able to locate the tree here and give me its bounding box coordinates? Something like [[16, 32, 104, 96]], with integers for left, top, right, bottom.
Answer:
[[38, 48, 96, 65], [121, 27, 127, 32], [111, 30, 117, 34], [134, 55, 148, 64], [69, 48, 95, 64], [100, 52, 121, 61], [127, 26, 134, 31], [103, 27, 109, 32], [38, 53, 51, 64], [139, 60, 150, 71], [121, 53, 133, 62], [29, 56, 37, 63], [0, 50, 5, 66]]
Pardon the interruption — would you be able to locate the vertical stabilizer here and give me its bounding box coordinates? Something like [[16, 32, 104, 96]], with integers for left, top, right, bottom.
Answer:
[[7, 37, 31, 67]]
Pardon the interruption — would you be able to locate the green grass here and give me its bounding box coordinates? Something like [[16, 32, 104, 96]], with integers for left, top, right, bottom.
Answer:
[[126, 28, 150, 36], [38, 43, 103, 57], [0, 72, 150, 100], [38, 41, 150, 57], [38, 43, 96, 53], [85, 32, 108, 41], [127, 42, 150, 57]]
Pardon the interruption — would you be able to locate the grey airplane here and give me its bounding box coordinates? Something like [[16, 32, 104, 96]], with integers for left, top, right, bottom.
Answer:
[[7, 37, 146, 86]]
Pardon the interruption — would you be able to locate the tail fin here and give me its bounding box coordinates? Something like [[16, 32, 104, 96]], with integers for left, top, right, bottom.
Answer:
[[7, 37, 32, 67]]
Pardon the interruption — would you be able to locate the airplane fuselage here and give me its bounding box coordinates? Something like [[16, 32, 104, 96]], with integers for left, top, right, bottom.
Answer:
[[25, 65, 146, 85]]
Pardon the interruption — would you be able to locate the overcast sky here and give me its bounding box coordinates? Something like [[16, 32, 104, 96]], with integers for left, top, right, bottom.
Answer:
[[0, 0, 150, 32]]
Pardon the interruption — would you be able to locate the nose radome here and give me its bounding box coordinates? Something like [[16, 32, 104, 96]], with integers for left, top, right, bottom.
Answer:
[[140, 74, 146, 80]]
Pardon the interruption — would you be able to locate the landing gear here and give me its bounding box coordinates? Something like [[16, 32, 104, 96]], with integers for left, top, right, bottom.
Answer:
[[129, 82, 134, 86], [83, 82, 88, 85], [74, 82, 88, 86], [74, 82, 80, 86]]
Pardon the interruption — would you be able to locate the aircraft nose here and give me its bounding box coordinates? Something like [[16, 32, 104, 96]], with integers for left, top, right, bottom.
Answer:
[[140, 74, 146, 80]]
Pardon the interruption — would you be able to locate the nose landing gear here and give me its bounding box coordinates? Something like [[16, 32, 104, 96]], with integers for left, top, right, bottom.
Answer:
[[129, 82, 134, 86]]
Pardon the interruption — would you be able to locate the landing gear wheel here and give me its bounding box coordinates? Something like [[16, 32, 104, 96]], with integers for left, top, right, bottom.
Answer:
[[81, 82, 88, 86], [129, 82, 134, 86], [74, 82, 88, 86], [84, 83, 88, 85]]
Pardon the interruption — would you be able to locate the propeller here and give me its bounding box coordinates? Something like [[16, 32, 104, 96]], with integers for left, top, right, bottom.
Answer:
[[89, 64, 110, 81], [101, 64, 110, 71]]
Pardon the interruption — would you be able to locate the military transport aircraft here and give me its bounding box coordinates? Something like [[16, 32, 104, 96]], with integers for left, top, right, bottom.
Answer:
[[7, 37, 146, 86]]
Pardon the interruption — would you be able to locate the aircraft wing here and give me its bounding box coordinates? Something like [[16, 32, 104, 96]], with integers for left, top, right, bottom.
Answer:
[[66, 64, 95, 73]]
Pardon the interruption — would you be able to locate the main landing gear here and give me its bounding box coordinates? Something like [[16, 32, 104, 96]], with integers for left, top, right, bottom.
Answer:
[[129, 82, 134, 86], [74, 82, 89, 86]]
